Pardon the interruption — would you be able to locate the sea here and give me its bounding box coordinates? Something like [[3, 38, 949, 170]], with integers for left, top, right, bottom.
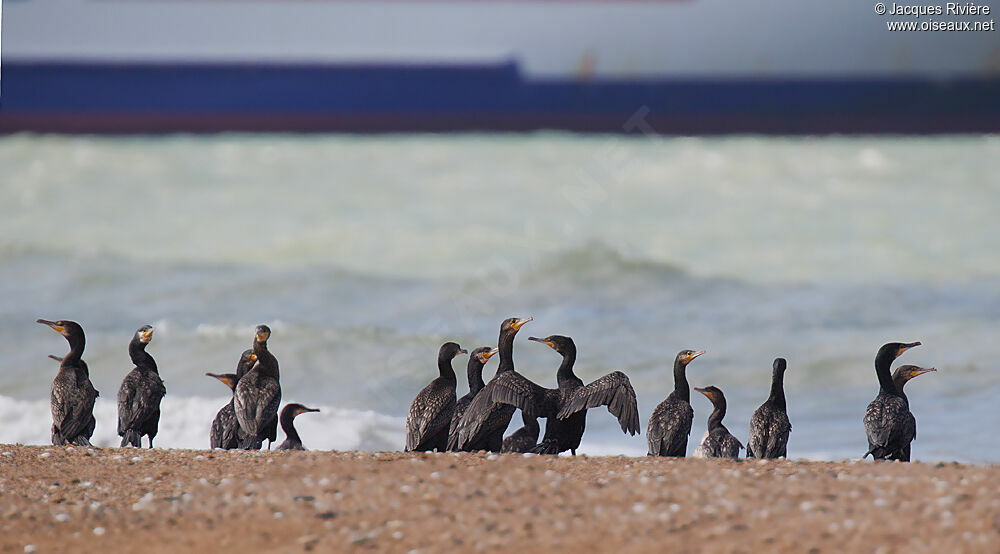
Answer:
[[1, 133, 998, 463]]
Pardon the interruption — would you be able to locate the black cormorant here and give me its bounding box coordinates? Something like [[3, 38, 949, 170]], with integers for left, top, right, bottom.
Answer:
[[453, 317, 532, 452], [206, 350, 256, 449], [235, 325, 282, 450], [459, 333, 639, 456], [693, 385, 743, 460], [746, 357, 791, 459], [38, 319, 99, 446], [446, 346, 499, 451], [405, 342, 467, 452], [277, 403, 320, 451], [501, 412, 540, 453], [863, 341, 923, 461], [646, 349, 705, 457], [887, 364, 936, 461], [117, 325, 166, 448]]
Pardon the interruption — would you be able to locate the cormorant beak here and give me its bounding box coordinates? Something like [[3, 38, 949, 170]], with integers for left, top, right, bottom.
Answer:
[[37, 319, 66, 334], [911, 367, 937, 377], [695, 387, 712, 400], [483, 347, 500, 360], [140, 328, 154, 343], [48, 355, 63, 362], [256, 330, 270, 342], [457, 348, 468, 356], [896, 342, 920, 357], [528, 337, 556, 350], [299, 407, 321, 415], [688, 350, 706, 362], [511, 317, 532, 331], [206, 373, 233, 387]]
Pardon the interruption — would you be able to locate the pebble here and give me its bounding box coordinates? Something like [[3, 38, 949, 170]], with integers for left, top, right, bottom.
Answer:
[[38, 453, 51, 459], [132, 492, 155, 511], [487, 454, 500, 461], [273, 512, 285, 519], [54, 512, 70, 522], [93, 527, 106, 536], [632, 502, 646, 514], [24, 546, 36, 553], [2, 452, 12, 458]]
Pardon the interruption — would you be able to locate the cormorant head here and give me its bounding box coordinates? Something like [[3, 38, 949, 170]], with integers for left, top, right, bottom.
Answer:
[[500, 317, 532, 334], [283, 403, 321, 419], [891, 364, 936, 388], [876, 341, 920, 365], [694, 385, 725, 405], [135, 325, 154, 344], [206, 372, 239, 389], [255, 325, 271, 344], [471, 346, 500, 364], [773, 357, 787, 372], [37, 319, 84, 339], [439, 342, 468, 360], [527, 335, 575, 356], [239, 349, 258, 366], [676, 349, 706, 366]]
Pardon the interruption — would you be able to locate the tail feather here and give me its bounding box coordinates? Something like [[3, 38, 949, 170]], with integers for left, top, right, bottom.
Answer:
[[121, 429, 141, 448], [239, 435, 263, 450]]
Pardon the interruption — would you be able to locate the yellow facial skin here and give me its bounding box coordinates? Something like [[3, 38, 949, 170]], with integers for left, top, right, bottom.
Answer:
[[511, 317, 533, 331]]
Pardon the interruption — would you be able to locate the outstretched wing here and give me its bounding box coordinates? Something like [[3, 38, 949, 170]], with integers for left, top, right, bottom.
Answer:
[[455, 372, 547, 448], [557, 371, 640, 435]]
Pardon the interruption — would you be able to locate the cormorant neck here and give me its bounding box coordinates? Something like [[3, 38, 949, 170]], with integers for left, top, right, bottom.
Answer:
[[497, 329, 516, 375], [673, 359, 690, 402], [707, 399, 727, 430], [253, 340, 280, 378], [129, 337, 157, 372], [280, 410, 301, 447], [555, 345, 579, 388], [63, 332, 85, 366], [875, 352, 899, 396], [768, 367, 786, 410], [467, 359, 486, 395], [438, 352, 457, 381]]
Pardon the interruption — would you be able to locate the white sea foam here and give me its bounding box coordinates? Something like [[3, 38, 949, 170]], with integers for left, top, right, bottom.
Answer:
[[0, 395, 404, 452]]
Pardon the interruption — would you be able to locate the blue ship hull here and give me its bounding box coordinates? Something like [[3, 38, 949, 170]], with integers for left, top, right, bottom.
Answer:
[[3, 62, 999, 133]]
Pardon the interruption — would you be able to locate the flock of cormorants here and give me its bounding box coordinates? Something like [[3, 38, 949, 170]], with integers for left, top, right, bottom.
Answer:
[[35, 316, 934, 461], [37, 319, 318, 451], [407, 317, 934, 461]]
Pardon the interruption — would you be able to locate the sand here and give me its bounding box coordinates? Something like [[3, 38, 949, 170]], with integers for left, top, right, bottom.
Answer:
[[0, 444, 997, 553]]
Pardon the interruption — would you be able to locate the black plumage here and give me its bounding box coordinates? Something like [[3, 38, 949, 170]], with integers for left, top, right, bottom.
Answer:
[[446, 346, 499, 451], [501, 412, 540, 453], [38, 319, 99, 447], [459, 334, 639, 456], [405, 342, 467, 452], [647, 350, 704, 457], [453, 317, 532, 452], [206, 350, 256, 449], [694, 386, 743, 460], [117, 325, 166, 448], [746, 357, 791, 459], [277, 403, 320, 451], [235, 325, 282, 450], [863, 342, 923, 461], [886, 364, 936, 462]]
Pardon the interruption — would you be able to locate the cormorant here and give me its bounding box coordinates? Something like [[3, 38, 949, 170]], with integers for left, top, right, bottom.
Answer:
[[458, 334, 640, 456], [38, 319, 99, 446], [453, 317, 532, 452], [746, 357, 791, 459], [235, 325, 282, 450], [405, 342, 467, 452], [501, 412, 540, 453], [863, 342, 922, 461], [117, 325, 166, 448], [887, 364, 936, 462], [277, 403, 320, 451], [206, 349, 256, 449], [446, 346, 499, 451], [693, 386, 743, 460], [646, 350, 705, 457]]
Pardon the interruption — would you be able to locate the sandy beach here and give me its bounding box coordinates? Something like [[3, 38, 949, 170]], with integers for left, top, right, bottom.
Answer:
[[1, 445, 997, 553]]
